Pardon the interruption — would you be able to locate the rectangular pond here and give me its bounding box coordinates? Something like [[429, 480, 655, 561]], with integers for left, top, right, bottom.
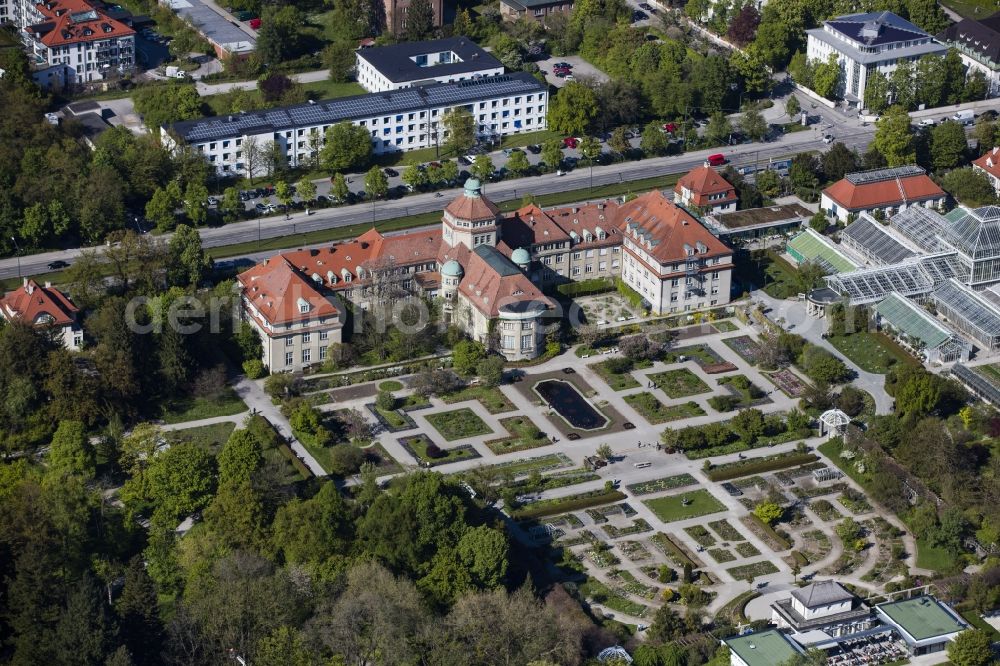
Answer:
[[534, 379, 609, 430]]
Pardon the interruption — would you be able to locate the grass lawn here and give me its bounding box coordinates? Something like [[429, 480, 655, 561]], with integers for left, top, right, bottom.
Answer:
[[590, 359, 646, 391], [940, 0, 997, 18], [303, 79, 366, 100], [733, 249, 803, 299], [648, 368, 711, 398], [915, 536, 956, 572], [166, 422, 237, 454], [827, 331, 917, 374], [156, 389, 247, 424], [402, 434, 477, 465], [624, 392, 705, 425], [425, 407, 493, 441], [378, 380, 404, 391], [713, 320, 739, 332], [642, 489, 727, 523], [442, 384, 516, 414], [484, 416, 551, 455], [374, 405, 412, 429]]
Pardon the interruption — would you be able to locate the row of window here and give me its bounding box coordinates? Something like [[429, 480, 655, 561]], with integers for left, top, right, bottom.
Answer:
[[285, 345, 330, 366], [501, 334, 535, 350], [284, 330, 331, 346]]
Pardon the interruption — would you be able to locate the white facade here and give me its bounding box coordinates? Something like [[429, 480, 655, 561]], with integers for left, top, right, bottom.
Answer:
[[620, 237, 733, 315], [805, 12, 947, 105], [166, 75, 547, 176], [356, 47, 503, 93]]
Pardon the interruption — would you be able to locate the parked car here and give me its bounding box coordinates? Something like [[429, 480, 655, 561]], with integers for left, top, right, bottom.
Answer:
[[663, 122, 677, 133], [632, 9, 647, 20], [254, 203, 267, 213], [707, 153, 726, 166], [552, 61, 571, 69], [823, 134, 835, 144], [383, 167, 398, 177], [563, 136, 579, 149], [526, 144, 541, 154], [206, 196, 218, 206], [47, 260, 69, 270]]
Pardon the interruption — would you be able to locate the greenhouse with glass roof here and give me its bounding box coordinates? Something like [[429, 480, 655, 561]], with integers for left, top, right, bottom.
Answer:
[[873, 293, 970, 363], [786, 228, 857, 274], [824, 253, 966, 305], [840, 214, 920, 266], [938, 206, 1000, 287], [932, 279, 1000, 352]]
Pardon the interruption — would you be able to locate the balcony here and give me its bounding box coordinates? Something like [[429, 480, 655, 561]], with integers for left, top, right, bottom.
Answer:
[[684, 262, 700, 275]]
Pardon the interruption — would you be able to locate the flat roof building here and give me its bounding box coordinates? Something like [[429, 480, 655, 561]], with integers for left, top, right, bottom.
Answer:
[[722, 629, 804, 666], [703, 203, 812, 243], [500, 0, 574, 23], [355, 37, 504, 93], [161, 0, 254, 56], [876, 596, 968, 657], [806, 11, 947, 107], [165, 73, 548, 175]]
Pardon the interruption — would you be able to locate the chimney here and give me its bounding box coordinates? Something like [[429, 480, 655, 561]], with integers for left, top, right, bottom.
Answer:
[[572, 206, 579, 213], [24, 279, 32, 293], [44, 281, 52, 288]]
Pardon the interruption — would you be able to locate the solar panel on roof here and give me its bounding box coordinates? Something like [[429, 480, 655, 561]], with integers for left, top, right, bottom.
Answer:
[[845, 165, 925, 185]]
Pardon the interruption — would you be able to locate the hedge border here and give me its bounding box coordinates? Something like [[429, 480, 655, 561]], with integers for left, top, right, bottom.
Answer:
[[511, 489, 627, 520], [706, 453, 819, 481]]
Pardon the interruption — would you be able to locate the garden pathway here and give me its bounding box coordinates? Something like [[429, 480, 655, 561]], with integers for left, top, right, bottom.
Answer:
[[159, 412, 249, 430]]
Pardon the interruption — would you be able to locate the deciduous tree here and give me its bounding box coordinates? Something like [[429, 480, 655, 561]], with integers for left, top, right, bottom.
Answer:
[[442, 107, 476, 155], [547, 81, 598, 136], [874, 106, 916, 166], [321, 122, 373, 173]]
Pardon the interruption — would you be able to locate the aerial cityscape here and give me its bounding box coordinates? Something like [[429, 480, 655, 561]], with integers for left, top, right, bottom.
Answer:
[[1, 0, 1000, 663]]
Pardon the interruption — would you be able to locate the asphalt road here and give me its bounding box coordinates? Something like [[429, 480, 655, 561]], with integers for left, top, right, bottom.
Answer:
[[0, 120, 871, 281]]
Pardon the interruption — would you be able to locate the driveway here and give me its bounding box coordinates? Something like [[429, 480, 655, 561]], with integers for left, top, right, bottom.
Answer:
[[536, 55, 609, 88]]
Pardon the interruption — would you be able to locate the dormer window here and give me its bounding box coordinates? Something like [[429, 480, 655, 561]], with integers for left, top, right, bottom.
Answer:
[[297, 298, 310, 314]]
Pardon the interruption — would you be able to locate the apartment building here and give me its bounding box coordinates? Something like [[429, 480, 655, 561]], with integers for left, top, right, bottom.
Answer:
[[382, 0, 443, 37], [165, 73, 548, 176], [1, 0, 134, 86], [0, 278, 82, 349], [355, 37, 503, 93], [806, 11, 946, 107], [938, 13, 1000, 98], [618, 191, 734, 315]]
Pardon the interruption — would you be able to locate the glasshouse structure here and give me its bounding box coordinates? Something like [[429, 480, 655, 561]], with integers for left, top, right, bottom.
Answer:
[[803, 204, 1000, 361]]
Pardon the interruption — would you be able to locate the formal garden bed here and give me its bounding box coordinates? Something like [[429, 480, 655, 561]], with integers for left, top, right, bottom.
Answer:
[[425, 407, 493, 441], [810, 498, 844, 521], [713, 320, 739, 333], [650, 533, 698, 568], [441, 384, 516, 414], [710, 374, 772, 411], [589, 357, 651, 391], [586, 502, 637, 523], [618, 540, 653, 562], [483, 415, 551, 454], [366, 393, 430, 432], [587, 545, 621, 568], [478, 452, 573, 477], [707, 548, 737, 563], [838, 489, 874, 515], [727, 561, 779, 582], [609, 569, 660, 600], [508, 470, 600, 494], [735, 541, 762, 558], [861, 517, 909, 584], [767, 369, 810, 398], [546, 513, 585, 530], [723, 336, 764, 365], [708, 519, 747, 542], [742, 513, 792, 551], [643, 489, 727, 523], [398, 434, 480, 467], [648, 368, 712, 398], [166, 422, 237, 453], [603, 518, 653, 539], [626, 473, 698, 496], [511, 488, 627, 520], [657, 343, 723, 366], [684, 525, 717, 548], [706, 452, 819, 481], [797, 529, 833, 564], [624, 392, 705, 424], [578, 578, 649, 618]]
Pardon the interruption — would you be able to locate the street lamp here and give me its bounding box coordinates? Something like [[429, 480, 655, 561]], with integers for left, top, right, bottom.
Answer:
[[9, 237, 20, 279]]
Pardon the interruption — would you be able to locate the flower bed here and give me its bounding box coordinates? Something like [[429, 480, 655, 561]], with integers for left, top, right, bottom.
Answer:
[[398, 435, 480, 467], [618, 540, 653, 562], [479, 452, 573, 477], [810, 499, 844, 521], [838, 490, 873, 515], [441, 384, 516, 414], [587, 547, 620, 568], [626, 473, 698, 496], [603, 518, 653, 539], [648, 368, 711, 398], [483, 415, 552, 455], [624, 393, 705, 424], [735, 541, 761, 558], [366, 402, 418, 432], [723, 335, 764, 365], [767, 369, 809, 398], [727, 561, 779, 582], [702, 361, 739, 374], [649, 532, 697, 568], [425, 407, 493, 441], [706, 453, 819, 482], [684, 525, 717, 547], [660, 343, 723, 366], [708, 519, 746, 542], [708, 548, 737, 563]]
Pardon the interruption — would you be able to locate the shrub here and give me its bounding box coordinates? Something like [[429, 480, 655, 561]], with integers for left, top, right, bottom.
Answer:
[[425, 443, 444, 458], [328, 445, 366, 476], [375, 390, 397, 411], [242, 359, 267, 379], [706, 453, 819, 481], [708, 395, 740, 412]]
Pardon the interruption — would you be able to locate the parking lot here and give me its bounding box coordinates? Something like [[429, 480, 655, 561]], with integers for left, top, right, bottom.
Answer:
[[536, 55, 609, 88]]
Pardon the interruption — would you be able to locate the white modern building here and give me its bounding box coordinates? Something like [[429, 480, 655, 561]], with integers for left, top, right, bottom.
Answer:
[[806, 11, 947, 107], [0, 0, 135, 86], [618, 191, 734, 315], [355, 37, 504, 93], [938, 14, 1000, 98], [165, 73, 547, 175]]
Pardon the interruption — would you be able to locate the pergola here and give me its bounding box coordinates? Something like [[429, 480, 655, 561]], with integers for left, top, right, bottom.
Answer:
[[819, 409, 851, 438]]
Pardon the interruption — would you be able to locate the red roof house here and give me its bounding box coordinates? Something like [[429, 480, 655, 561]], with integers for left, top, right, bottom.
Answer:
[[821, 166, 945, 222], [0, 279, 81, 348], [674, 165, 738, 214]]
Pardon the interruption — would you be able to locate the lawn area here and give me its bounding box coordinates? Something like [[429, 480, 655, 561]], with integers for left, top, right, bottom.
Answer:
[[733, 249, 803, 299], [642, 489, 727, 523], [166, 422, 237, 454], [648, 368, 711, 398], [590, 358, 649, 391], [425, 407, 493, 441], [442, 384, 516, 414], [827, 331, 917, 374], [303, 79, 366, 100], [156, 389, 247, 424], [915, 536, 955, 572], [378, 380, 404, 391], [578, 578, 650, 618], [623, 393, 705, 425], [400, 434, 479, 465], [373, 405, 412, 430], [713, 320, 739, 332], [940, 0, 996, 18], [484, 415, 551, 455]]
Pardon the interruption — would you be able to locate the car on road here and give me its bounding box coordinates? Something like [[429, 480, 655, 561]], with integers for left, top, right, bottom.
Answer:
[[823, 134, 835, 144], [707, 153, 726, 166], [563, 136, 579, 149], [383, 167, 398, 177], [47, 260, 70, 270], [502, 148, 515, 157], [918, 118, 936, 128], [526, 144, 541, 154]]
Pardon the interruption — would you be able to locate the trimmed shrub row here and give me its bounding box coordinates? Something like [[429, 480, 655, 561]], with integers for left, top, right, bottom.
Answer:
[[706, 453, 819, 481], [511, 489, 627, 520]]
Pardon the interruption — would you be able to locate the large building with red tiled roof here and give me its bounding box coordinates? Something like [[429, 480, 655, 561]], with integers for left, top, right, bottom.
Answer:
[[618, 191, 734, 314], [2, 0, 135, 87], [674, 165, 737, 214], [973, 147, 1000, 196], [0, 278, 82, 349], [237, 179, 734, 367], [820, 166, 945, 223], [237, 257, 344, 371]]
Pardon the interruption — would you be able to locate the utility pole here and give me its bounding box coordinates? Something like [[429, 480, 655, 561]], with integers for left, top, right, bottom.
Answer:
[[10, 237, 21, 279]]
